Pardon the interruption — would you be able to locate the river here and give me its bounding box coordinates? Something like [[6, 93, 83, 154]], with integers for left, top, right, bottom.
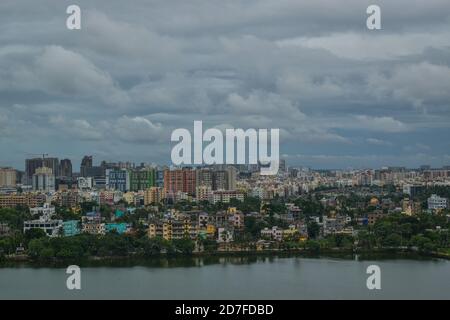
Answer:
[[0, 255, 449, 299]]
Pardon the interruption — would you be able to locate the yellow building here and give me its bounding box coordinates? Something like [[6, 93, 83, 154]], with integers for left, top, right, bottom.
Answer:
[[369, 197, 380, 206], [0, 193, 46, 208], [123, 192, 135, 205], [402, 198, 422, 216], [148, 220, 192, 240], [299, 235, 308, 242], [144, 187, 165, 205], [282, 227, 298, 240], [0, 168, 16, 187], [206, 224, 216, 236], [227, 207, 237, 214]]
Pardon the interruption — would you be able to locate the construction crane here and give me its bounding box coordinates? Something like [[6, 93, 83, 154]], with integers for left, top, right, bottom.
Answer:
[[26, 153, 49, 160]]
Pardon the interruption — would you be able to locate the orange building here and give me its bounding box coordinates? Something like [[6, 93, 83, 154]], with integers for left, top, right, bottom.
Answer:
[[164, 168, 196, 196]]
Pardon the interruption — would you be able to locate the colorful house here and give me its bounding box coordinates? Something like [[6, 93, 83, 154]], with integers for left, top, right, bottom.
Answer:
[[105, 223, 129, 234], [115, 209, 125, 218], [63, 220, 80, 237]]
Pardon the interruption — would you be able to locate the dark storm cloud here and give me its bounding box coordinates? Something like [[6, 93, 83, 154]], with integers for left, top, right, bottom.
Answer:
[[0, 0, 450, 169]]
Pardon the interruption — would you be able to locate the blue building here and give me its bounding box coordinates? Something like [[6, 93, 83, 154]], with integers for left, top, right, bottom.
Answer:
[[105, 223, 129, 234], [115, 209, 125, 218], [156, 169, 164, 188], [63, 220, 80, 237], [106, 168, 130, 192]]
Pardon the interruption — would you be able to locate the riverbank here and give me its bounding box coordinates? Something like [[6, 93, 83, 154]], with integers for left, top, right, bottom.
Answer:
[[1, 246, 447, 268]]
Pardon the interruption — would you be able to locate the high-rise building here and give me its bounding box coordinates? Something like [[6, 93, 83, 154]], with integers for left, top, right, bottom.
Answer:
[[106, 168, 130, 192], [402, 184, 424, 198], [32, 167, 56, 192], [164, 168, 196, 196], [213, 170, 227, 190], [80, 156, 106, 178], [26, 157, 59, 183], [59, 159, 73, 178], [196, 169, 213, 188], [196, 185, 212, 201], [226, 167, 237, 190], [0, 167, 17, 187], [129, 167, 156, 191], [196, 167, 236, 191], [279, 159, 286, 173], [80, 155, 93, 177], [156, 169, 165, 187], [25, 158, 37, 179]]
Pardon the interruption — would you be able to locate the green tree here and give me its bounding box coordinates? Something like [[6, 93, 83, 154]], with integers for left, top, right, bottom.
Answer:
[[24, 228, 47, 244], [307, 221, 320, 239]]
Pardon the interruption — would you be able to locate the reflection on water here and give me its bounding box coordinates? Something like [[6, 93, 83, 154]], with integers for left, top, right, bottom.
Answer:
[[0, 251, 436, 269]]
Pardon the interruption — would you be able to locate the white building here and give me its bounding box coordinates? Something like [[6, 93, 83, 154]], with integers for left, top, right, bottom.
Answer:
[[30, 203, 56, 221], [428, 194, 448, 210], [210, 191, 244, 204], [217, 227, 233, 243], [23, 216, 62, 238], [32, 167, 55, 193], [196, 185, 212, 202], [82, 222, 106, 235], [77, 177, 93, 190], [261, 226, 283, 241]]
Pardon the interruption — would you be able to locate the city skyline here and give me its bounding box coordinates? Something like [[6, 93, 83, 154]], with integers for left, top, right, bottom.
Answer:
[[2, 153, 450, 172], [1, 155, 450, 173], [1, 1, 450, 169]]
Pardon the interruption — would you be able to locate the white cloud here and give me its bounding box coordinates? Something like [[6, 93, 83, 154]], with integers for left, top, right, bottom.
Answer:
[[369, 62, 450, 108], [226, 91, 305, 120], [112, 116, 165, 143], [278, 31, 450, 60], [49, 116, 103, 141], [0, 45, 129, 106], [366, 138, 393, 146], [353, 115, 408, 133]]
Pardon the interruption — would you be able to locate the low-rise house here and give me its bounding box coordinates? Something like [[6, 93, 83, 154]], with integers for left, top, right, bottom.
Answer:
[[367, 212, 385, 225], [81, 211, 105, 235], [428, 194, 448, 210], [198, 212, 209, 229], [148, 218, 193, 240], [261, 226, 283, 241], [82, 221, 105, 235], [63, 220, 80, 237], [0, 223, 11, 237], [217, 227, 233, 243], [282, 225, 299, 240], [24, 217, 63, 237], [323, 215, 348, 236], [228, 211, 245, 230], [105, 223, 129, 234]]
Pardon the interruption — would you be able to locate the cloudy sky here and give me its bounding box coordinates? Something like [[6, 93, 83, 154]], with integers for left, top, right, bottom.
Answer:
[[1, 0, 450, 170]]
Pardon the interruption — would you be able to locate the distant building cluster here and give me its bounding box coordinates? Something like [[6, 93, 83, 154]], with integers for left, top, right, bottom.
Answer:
[[0, 155, 449, 246]]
